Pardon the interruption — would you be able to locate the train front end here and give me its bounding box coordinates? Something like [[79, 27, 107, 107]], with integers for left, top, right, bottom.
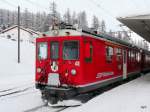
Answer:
[[35, 29, 83, 104]]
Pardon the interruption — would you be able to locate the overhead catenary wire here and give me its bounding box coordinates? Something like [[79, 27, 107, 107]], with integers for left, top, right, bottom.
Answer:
[[88, 0, 116, 19], [0, 0, 17, 8], [25, 0, 49, 12], [87, 0, 121, 30]]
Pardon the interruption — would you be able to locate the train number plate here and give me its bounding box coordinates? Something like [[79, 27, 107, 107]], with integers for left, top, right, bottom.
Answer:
[[48, 73, 60, 86]]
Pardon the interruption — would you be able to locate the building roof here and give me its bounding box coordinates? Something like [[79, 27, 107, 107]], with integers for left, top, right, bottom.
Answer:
[[118, 14, 150, 42], [1, 25, 41, 35]]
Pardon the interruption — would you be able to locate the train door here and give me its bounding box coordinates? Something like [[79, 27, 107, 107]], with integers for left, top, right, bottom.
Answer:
[[48, 41, 61, 86], [123, 50, 127, 79]]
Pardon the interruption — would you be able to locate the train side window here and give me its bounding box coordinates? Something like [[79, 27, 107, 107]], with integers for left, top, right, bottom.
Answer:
[[136, 52, 138, 62], [128, 51, 130, 62], [137, 52, 140, 62], [131, 51, 134, 62], [85, 42, 93, 62], [133, 52, 136, 62], [116, 48, 122, 61], [106, 46, 113, 63]]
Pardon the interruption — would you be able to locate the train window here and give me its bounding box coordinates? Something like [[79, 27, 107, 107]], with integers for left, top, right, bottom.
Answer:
[[37, 42, 47, 60], [146, 55, 150, 62], [137, 52, 140, 62], [128, 51, 131, 61], [115, 48, 121, 54], [133, 52, 136, 62], [131, 51, 134, 61], [106, 46, 113, 62], [63, 41, 79, 60], [50, 42, 59, 60], [116, 48, 122, 61]]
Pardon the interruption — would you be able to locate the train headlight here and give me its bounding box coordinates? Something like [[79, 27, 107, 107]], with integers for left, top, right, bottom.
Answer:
[[71, 69, 76, 75], [37, 68, 41, 73]]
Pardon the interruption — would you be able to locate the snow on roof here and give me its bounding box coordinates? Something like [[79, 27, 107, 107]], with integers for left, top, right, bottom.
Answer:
[[1, 25, 41, 35], [117, 10, 150, 18], [118, 14, 150, 43]]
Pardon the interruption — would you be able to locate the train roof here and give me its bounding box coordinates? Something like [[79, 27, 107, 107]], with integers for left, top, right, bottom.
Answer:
[[82, 29, 132, 47], [43, 28, 142, 49]]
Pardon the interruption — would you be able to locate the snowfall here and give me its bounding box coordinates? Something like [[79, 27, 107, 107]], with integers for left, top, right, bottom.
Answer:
[[0, 36, 150, 112]]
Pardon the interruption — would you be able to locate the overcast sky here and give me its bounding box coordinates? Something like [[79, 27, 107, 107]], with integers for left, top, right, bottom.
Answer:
[[0, 0, 150, 31]]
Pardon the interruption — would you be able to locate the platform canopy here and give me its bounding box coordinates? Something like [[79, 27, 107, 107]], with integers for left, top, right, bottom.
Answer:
[[118, 14, 150, 42]]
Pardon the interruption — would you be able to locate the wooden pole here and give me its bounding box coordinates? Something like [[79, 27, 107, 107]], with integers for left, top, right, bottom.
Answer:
[[18, 6, 20, 63]]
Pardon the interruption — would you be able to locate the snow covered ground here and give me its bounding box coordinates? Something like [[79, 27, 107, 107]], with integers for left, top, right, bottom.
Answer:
[[63, 73, 150, 112], [0, 37, 35, 89], [0, 36, 40, 112]]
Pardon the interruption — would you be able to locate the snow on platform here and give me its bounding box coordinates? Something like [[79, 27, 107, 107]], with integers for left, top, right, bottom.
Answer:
[[63, 73, 150, 112]]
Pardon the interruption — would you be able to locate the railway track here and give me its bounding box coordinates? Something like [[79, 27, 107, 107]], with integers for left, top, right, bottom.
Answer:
[[0, 86, 33, 98], [53, 105, 81, 112], [23, 104, 81, 112], [24, 104, 46, 112], [0, 88, 15, 93]]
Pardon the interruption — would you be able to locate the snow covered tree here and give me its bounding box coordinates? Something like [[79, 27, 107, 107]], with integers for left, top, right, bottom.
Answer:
[[0, 9, 4, 25], [42, 13, 51, 32], [77, 11, 88, 30], [117, 31, 122, 39], [49, 1, 61, 29], [63, 8, 72, 25], [108, 29, 113, 36], [23, 9, 30, 28], [6, 10, 10, 26], [100, 20, 106, 33], [72, 12, 78, 26], [34, 12, 42, 31], [122, 31, 131, 42], [92, 15, 100, 31]]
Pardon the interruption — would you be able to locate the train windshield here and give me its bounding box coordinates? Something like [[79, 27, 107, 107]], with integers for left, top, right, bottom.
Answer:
[[50, 42, 59, 59], [37, 42, 47, 60], [63, 41, 79, 60]]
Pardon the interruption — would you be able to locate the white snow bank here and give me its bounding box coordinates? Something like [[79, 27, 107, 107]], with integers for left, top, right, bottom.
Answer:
[[63, 73, 150, 112], [0, 36, 42, 112], [0, 36, 35, 89]]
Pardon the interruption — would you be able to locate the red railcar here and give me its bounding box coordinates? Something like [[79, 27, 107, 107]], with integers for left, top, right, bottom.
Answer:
[[35, 28, 150, 104]]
